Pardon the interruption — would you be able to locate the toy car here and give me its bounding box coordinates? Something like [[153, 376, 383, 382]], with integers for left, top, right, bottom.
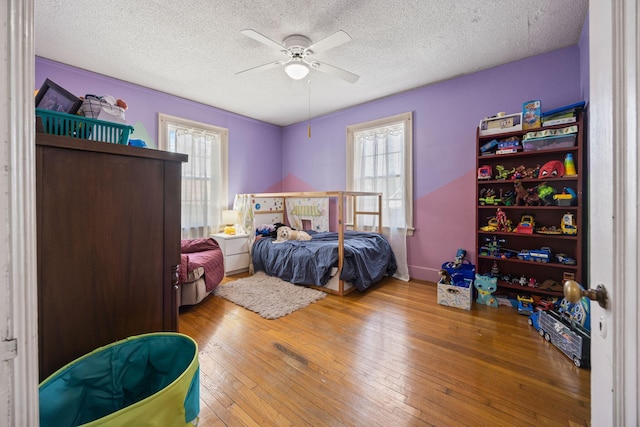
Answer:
[[516, 214, 535, 234], [517, 295, 535, 315], [479, 188, 502, 205], [517, 247, 551, 263], [528, 311, 541, 331], [555, 253, 577, 265], [554, 187, 577, 206], [478, 195, 502, 205], [536, 309, 590, 368], [479, 217, 499, 232], [478, 165, 492, 180], [536, 299, 557, 311], [561, 212, 577, 235]]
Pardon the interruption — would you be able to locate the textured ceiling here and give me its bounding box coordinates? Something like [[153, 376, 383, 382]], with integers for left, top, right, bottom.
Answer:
[[35, 1, 588, 126]]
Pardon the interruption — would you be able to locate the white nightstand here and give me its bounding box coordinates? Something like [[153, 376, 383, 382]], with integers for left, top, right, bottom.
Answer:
[[210, 233, 250, 276]]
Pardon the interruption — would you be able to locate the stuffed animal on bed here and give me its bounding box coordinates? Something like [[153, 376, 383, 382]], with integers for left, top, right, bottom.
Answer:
[[273, 226, 311, 243]]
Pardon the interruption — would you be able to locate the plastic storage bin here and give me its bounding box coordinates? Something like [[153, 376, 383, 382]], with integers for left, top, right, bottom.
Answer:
[[39, 333, 200, 427], [36, 108, 134, 145]]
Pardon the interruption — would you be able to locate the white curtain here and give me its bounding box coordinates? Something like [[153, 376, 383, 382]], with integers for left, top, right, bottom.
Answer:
[[233, 193, 256, 273], [353, 124, 410, 281], [173, 127, 224, 238]]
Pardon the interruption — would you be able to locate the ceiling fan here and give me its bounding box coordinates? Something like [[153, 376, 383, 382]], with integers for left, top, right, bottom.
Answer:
[[236, 29, 360, 84]]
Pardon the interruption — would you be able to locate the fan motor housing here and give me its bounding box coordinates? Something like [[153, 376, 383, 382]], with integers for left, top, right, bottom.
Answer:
[[283, 34, 311, 50]]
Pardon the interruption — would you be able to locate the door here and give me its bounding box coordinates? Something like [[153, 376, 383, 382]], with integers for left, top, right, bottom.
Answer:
[[589, 0, 638, 424]]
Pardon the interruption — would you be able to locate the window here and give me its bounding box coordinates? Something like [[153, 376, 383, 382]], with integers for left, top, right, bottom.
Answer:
[[346, 112, 413, 232], [159, 114, 228, 238], [346, 112, 412, 281]]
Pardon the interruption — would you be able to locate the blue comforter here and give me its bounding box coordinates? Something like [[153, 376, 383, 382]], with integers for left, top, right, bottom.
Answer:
[[252, 231, 397, 291]]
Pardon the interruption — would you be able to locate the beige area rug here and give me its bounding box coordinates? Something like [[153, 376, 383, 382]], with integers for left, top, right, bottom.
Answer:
[[214, 272, 327, 319]]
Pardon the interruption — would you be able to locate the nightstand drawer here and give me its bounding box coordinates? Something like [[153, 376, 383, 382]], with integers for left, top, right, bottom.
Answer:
[[225, 237, 249, 256], [210, 233, 250, 275], [225, 253, 250, 275]]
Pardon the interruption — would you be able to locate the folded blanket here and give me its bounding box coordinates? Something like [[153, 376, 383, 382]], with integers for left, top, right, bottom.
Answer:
[[179, 238, 224, 292]]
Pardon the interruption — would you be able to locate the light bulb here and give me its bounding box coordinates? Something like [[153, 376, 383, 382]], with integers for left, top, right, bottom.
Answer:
[[284, 63, 309, 80]]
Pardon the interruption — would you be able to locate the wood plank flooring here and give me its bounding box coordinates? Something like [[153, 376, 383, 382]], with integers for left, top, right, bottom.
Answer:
[[179, 275, 590, 426]]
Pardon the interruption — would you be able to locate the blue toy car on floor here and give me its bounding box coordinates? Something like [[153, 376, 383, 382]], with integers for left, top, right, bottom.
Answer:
[[517, 295, 535, 315]]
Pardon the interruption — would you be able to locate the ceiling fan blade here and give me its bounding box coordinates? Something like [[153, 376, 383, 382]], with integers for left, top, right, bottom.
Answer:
[[240, 29, 285, 52], [236, 60, 286, 76], [307, 30, 352, 54], [310, 61, 360, 83]]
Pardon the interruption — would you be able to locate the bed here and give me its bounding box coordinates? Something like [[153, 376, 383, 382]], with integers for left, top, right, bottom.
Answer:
[[236, 191, 396, 295]]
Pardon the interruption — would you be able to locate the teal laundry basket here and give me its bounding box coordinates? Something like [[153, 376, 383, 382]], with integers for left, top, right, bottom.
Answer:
[[39, 333, 199, 426]]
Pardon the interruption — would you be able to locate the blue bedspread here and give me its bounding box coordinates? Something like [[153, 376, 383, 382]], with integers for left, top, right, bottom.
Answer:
[[252, 231, 397, 291]]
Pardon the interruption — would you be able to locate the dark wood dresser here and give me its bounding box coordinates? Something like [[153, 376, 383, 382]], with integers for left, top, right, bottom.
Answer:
[[36, 132, 187, 380]]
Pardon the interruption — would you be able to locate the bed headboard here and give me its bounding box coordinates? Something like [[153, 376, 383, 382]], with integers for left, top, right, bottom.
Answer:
[[238, 191, 382, 234]]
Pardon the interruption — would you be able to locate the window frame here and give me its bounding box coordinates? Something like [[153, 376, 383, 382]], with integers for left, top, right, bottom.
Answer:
[[158, 113, 229, 235], [346, 112, 414, 234]]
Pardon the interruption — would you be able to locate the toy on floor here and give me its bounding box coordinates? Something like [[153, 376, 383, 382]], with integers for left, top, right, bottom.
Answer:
[[528, 286, 591, 368], [517, 295, 535, 315], [474, 274, 498, 307]]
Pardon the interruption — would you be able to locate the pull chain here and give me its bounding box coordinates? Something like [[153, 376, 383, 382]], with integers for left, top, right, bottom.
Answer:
[[307, 79, 311, 139]]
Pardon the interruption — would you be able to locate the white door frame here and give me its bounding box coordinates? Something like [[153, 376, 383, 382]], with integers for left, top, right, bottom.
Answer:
[[2, 0, 39, 425], [589, 0, 638, 424], [3, 1, 636, 426]]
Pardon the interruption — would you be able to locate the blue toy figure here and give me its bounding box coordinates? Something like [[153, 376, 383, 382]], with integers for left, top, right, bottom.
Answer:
[[453, 248, 467, 268], [474, 274, 498, 307]]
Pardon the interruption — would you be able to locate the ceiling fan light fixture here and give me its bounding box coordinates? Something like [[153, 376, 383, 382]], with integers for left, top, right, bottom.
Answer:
[[284, 62, 309, 80]]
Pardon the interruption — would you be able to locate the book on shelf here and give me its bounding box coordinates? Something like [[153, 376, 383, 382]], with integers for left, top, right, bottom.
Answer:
[[543, 116, 577, 127], [541, 101, 585, 127], [522, 100, 541, 130], [496, 148, 519, 155]]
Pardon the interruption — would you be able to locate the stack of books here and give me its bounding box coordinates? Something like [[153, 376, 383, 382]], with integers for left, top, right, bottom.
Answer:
[[541, 101, 585, 127]]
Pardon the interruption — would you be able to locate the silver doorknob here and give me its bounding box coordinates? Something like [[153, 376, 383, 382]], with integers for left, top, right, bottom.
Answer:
[[563, 280, 608, 309]]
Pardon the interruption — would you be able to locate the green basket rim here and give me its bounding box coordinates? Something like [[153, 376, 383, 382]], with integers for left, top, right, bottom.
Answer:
[[36, 108, 134, 131]]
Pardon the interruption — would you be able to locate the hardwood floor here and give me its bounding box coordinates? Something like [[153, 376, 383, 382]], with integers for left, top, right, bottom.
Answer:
[[179, 275, 590, 426]]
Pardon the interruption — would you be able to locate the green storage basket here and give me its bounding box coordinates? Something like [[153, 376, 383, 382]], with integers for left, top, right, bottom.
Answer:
[[39, 333, 200, 427], [36, 108, 134, 145]]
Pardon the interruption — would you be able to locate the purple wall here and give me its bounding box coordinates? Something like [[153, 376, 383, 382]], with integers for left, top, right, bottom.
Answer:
[[579, 13, 590, 104], [37, 35, 589, 283], [280, 46, 584, 281], [35, 57, 283, 207]]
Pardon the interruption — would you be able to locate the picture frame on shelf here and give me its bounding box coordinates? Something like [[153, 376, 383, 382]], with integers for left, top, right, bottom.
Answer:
[[35, 78, 82, 115]]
